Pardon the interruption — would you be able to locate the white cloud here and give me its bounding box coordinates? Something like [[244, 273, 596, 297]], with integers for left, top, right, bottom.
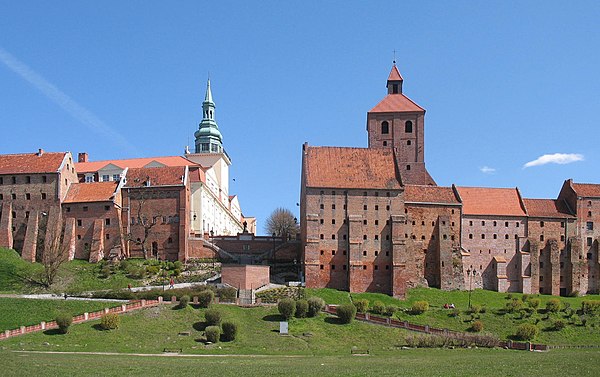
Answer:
[[480, 166, 496, 174], [523, 153, 584, 168], [0, 47, 139, 154]]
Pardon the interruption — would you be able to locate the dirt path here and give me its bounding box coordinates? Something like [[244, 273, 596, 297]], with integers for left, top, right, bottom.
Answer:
[[12, 350, 306, 358]]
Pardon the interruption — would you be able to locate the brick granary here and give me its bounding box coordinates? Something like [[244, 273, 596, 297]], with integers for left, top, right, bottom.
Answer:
[[301, 65, 600, 297], [0, 80, 256, 263]]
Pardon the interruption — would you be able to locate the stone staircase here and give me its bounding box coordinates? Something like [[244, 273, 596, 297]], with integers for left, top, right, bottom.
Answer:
[[238, 289, 255, 305]]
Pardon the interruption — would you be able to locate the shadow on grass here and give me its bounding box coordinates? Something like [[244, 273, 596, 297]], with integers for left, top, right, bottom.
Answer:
[[192, 321, 208, 332], [324, 317, 346, 325], [92, 324, 109, 331], [43, 328, 65, 336], [262, 314, 283, 322]]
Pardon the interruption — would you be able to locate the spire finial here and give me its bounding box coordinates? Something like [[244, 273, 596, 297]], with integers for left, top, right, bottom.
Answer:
[[393, 49, 396, 65]]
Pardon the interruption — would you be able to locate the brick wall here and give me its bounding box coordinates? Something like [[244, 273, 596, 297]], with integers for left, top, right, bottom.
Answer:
[[221, 264, 270, 290]]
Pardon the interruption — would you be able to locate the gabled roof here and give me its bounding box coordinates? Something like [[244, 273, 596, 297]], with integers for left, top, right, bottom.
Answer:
[[456, 186, 526, 217], [369, 94, 425, 113], [125, 166, 187, 187], [523, 198, 574, 219], [304, 146, 401, 190], [187, 166, 206, 183], [399, 164, 436, 186], [405, 185, 459, 204], [387, 65, 403, 81], [0, 152, 67, 175], [63, 182, 118, 203], [571, 182, 600, 198], [76, 156, 199, 173]]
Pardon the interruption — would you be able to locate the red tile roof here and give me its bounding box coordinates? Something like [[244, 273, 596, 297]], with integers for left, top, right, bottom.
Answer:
[[76, 156, 199, 173], [399, 164, 436, 186], [388, 65, 403, 81], [304, 147, 401, 190], [125, 166, 187, 187], [63, 182, 118, 203], [571, 183, 600, 198], [187, 166, 206, 183], [523, 198, 574, 219], [0, 152, 66, 175], [456, 187, 526, 216], [369, 94, 425, 113], [405, 185, 459, 204]]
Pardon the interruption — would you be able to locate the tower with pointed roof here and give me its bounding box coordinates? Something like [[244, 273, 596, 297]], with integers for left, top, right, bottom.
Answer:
[[194, 79, 223, 154], [367, 64, 435, 185]]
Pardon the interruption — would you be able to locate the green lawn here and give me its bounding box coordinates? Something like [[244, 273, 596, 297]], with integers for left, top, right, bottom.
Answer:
[[0, 348, 599, 377], [0, 298, 122, 331]]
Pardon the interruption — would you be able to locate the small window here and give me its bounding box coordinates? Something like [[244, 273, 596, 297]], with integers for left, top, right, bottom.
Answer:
[[588, 237, 593, 246], [320, 265, 324, 270], [505, 234, 509, 239], [561, 222, 565, 228], [66, 207, 71, 213], [11, 193, 16, 200], [481, 221, 485, 226], [102, 175, 110, 182], [331, 265, 335, 270], [540, 221, 544, 227], [77, 219, 82, 226], [469, 221, 473, 226], [320, 250, 324, 255], [26, 193, 31, 200], [386, 205, 390, 210], [11, 176, 16, 184], [374, 265, 379, 270], [332, 250, 336, 255], [363, 265, 367, 270], [343, 235, 347, 240], [83, 206, 88, 212], [168, 237, 173, 244], [332, 204, 336, 210], [587, 222, 594, 231], [561, 235, 565, 241], [516, 222, 520, 228], [42, 176, 47, 183], [469, 234, 473, 239], [363, 235, 367, 240], [363, 220, 367, 225], [383, 141, 388, 146], [375, 220, 379, 225], [405, 120, 413, 133], [406, 165, 411, 170], [493, 221, 497, 226], [105, 218, 110, 226], [320, 234, 324, 239], [375, 205, 379, 211], [481, 234, 485, 239], [493, 234, 497, 239], [407, 140, 411, 145], [540, 235, 544, 241], [105, 205, 110, 211], [320, 219, 324, 224], [331, 219, 335, 225], [320, 204, 324, 209], [364, 205, 367, 210], [381, 121, 389, 134], [375, 235, 379, 240], [106, 234, 110, 240], [77, 235, 81, 240], [332, 234, 336, 240], [26, 176, 31, 184], [41, 193, 47, 200], [505, 221, 509, 227]]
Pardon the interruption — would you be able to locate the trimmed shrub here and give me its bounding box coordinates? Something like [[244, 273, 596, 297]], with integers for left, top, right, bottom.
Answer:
[[553, 319, 566, 331], [522, 294, 529, 302], [546, 298, 561, 313], [449, 308, 460, 317], [278, 298, 296, 320], [336, 304, 357, 324], [528, 298, 541, 310], [372, 300, 385, 315], [205, 308, 222, 326], [205, 326, 221, 343], [295, 299, 308, 318], [198, 290, 214, 308], [515, 323, 538, 341], [307, 297, 325, 317], [145, 265, 160, 275], [221, 321, 238, 341], [55, 313, 73, 334], [480, 305, 487, 314], [384, 305, 398, 317], [354, 299, 369, 313], [178, 295, 190, 309], [468, 304, 482, 315], [173, 261, 183, 270], [217, 287, 237, 302], [505, 298, 523, 313], [411, 301, 429, 315], [470, 320, 483, 332], [100, 313, 120, 330], [582, 300, 600, 315], [405, 332, 499, 348]]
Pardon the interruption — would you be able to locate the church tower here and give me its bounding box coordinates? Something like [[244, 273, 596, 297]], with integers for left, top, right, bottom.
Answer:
[[194, 79, 223, 154], [366, 64, 435, 185]]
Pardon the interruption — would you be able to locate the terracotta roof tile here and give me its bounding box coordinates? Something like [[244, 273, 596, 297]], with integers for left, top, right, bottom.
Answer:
[[405, 185, 459, 204], [456, 187, 526, 216], [63, 182, 118, 203], [399, 164, 436, 186], [305, 147, 401, 190], [76, 156, 198, 173], [187, 166, 206, 183], [523, 198, 574, 218], [369, 94, 425, 113], [0, 152, 66, 175], [387, 65, 403, 81], [125, 166, 186, 187], [571, 183, 600, 198]]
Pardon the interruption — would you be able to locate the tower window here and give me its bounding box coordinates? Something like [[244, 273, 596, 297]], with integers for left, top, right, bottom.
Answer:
[[405, 120, 413, 133], [381, 121, 389, 134], [392, 84, 398, 94], [383, 141, 387, 146], [407, 140, 411, 145]]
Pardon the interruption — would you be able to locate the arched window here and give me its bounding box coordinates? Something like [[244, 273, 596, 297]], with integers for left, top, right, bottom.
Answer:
[[381, 121, 389, 134], [405, 120, 413, 133]]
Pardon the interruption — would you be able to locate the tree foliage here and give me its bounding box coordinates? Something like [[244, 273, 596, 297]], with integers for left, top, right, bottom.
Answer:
[[265, 207, 298, 238]]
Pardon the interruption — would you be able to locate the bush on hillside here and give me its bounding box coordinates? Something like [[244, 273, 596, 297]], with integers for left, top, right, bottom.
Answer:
[[221, 321, 238, 341], [515, 323, 538, 341], [55, 313, 73, 334], [371, 300, 385, 315], [307, 297, 325, 317], [205, 308, 222, 326], [217, 287, 238, 302], [353, 299, 369, 313], [100, 313, 120, 330], [295, 299, 308, 318], [178, 295, 190, 309], [336, 304, 357, 324], [198, 290, 214, 308], [505, 298, 523, 313], [205, 326, 221, 343], [527, 298, 541, 310], [470, 320, 483, 332], [278, 298, 296, 320], [411, 301, 429, 315], [553, 319, 566, 331], [582, 300, 600, 316], [384, 305, 398, 316], [546, 298, 561, 313]]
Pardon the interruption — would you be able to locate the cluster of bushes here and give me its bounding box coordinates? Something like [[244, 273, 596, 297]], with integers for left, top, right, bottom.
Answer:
[[202, 308, 237, 343], [353, 299, 398, 317], [410, 301, 429, 315], [99, 259, 185, 280], [515, 323, 539, 341], [256, 287, 305, 303], [405, 332, 499, 348], [277, 297, 325, 319], [90, 286, 235, 302]]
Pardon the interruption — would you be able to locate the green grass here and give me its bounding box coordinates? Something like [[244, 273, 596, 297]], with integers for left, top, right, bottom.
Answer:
[[305, 288, 352, 304], [0, 348, 599, 377], [0, 298, 122, 331], [0, 248, 41, 293]]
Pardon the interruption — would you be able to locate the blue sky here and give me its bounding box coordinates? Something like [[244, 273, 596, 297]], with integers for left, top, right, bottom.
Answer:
[[1, 1, 599, 234]]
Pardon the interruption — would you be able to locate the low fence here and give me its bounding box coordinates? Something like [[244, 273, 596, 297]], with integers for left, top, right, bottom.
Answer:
[[0, 298, 161, 340], [325, 305, 549, 352]]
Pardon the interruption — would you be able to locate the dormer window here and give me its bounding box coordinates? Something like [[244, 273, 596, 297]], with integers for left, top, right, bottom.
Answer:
[[392, 84, 399, 94], [381, 121, 389, 134]]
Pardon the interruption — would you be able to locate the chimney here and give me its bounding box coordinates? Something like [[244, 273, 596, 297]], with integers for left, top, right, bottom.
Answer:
[[37, 148, 44, 156], [78, 152, 88, 163]]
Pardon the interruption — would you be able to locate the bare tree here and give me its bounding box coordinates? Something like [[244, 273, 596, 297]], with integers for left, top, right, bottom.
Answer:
[[265, 207, 298, 239], [20, 223, 70, 289], [128, 193, 162, 259]]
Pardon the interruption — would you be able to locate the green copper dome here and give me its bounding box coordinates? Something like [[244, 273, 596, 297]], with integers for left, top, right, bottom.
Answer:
[[194, 79, 224, 154]]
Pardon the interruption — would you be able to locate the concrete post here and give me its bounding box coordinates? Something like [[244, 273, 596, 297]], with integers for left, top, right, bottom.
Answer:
[[386, 317, 391, 325], [365, 313, 370, 320], [171, 296, 177, 304], [141, 299, 146, 307], [158, 296, 163, 303], [4, 330, 10, 338], [41, 321, 46, 330], [425, 325, 430, 333], [121, 304, 127, 312], [84, 312, 89, 320], [20, 326, 26, 334], [193, 296, 199, 305], [104, 308, 109, 314]]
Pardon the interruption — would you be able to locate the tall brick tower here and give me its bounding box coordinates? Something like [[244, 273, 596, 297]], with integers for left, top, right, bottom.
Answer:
[[366, 64, 435, 185]]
